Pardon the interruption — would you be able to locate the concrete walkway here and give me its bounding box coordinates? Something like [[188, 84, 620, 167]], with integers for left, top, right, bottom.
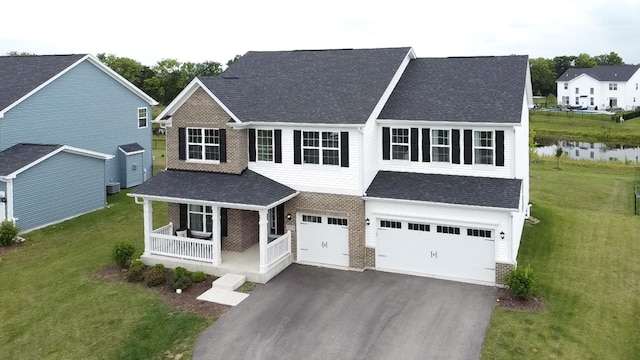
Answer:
[[193, 264, 496, 360]]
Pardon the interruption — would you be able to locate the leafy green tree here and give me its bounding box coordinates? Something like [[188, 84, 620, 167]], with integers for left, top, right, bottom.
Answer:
[[594, 51, 624, 65], [553, 55, 577, 78], [530, 57, 556, 96], [97, 53, 153, 92], [574, 53, 597, 68], [5, 51, 35, 56], [226, 55, 241, 68]]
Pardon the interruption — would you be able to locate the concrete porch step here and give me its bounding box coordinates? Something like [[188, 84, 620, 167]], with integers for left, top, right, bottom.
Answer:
[[197, 288, 249, 306], [212, 273, 246, 291]]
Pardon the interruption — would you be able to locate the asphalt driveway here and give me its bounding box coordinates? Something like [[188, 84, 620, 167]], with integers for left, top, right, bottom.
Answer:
[[193, 264, 496, 360]]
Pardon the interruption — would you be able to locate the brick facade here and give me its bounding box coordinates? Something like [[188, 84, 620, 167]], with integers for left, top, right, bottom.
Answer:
[[283, 192, 366, 269], [166, 87, 247, 174], [495, 262, 514, 286], [223, 209, 259, 252], [364, 247, 376, 268]]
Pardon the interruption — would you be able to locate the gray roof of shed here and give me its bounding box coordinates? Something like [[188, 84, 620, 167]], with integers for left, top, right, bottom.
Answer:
[[366, 171, 522, 209], [558, 65, 640, 82], [379, 56, 529, 123], [0, 54, 85, 112], [198, 47, 412, 124], [0, 143, 63, 176], [131, 169, 297, 207], [119, 143, 145, 154]]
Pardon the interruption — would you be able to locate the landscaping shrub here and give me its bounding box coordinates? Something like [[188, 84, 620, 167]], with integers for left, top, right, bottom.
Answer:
[[0, 220, 19, 246], [190, 271, 206, 283], [126, 260, 147, 282], [144, 264, 167, 287], [112, 241, 135, 267], [172, 275, 193, 291], [505, 264, 536, 300], [173, 266, 191, 278]]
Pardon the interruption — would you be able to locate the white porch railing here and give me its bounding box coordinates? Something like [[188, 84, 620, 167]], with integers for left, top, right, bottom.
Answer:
[[266, 231, 291, 267], [150, 223, 218, 263]]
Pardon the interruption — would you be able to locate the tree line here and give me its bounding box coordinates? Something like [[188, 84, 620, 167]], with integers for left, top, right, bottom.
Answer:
[[530, 52, 625, 97]]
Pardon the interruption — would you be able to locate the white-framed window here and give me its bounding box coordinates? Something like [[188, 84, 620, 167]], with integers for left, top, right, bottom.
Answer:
[[590, 88, 594, 95], [303, 131, 340, 165], [391, 128, 409, 160], [609, 83, 618, 90], [590, 97, 594, 106], [268, 206, 278, 235], [575, 87, 579, 94], [137, 107, 148, 128], [474, 131, 493, 165], [188, 204, 212, 233], [564, 83, 568, 90], [431, 129, 450, 162], [257, 130, 273, 162], [187, 128, 219, 162], [575, 97, 579, 105]]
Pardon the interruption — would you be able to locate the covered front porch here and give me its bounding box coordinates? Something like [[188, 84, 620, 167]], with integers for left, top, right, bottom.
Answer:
[[129, 169, 298, 283]]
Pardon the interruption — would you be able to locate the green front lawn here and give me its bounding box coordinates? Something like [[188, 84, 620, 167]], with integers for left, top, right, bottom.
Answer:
[[0, 192, 209, 359], [482, 159, 640, 359]]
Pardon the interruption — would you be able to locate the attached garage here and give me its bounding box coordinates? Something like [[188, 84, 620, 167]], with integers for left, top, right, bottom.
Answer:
[[376, 220, 495, 283], [297, 213, 349, 267]]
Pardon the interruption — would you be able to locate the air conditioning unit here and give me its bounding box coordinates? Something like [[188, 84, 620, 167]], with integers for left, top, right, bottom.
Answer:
[[106, 182, 121, 195]]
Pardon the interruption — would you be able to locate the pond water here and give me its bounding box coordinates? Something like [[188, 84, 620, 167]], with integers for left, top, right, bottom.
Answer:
[[536, 141, 640, 163]]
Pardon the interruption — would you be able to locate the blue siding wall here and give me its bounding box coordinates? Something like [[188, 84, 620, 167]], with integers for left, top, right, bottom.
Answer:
[[0, 60, 152, 187], [13, 152, 105, 232]]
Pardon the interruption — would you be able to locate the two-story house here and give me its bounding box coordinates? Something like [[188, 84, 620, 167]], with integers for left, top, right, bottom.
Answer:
[[0, 54, 157, 232], [557, 64, 640, 110], [130, 47, 532, 286]]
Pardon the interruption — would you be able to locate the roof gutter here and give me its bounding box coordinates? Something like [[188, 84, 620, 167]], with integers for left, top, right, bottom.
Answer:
[[362, 195, 518, 212]]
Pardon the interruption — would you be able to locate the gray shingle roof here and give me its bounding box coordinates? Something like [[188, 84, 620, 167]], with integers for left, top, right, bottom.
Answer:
[[198, 47, 412, 124], [0, 143, 63, 176], [379, 56, 529, 123], [119, 143, 144, 154], [0, 54, 85, 112], [366, 171, 522, 209], [131, 170, 297, 207], [558, 65, 640, 82]]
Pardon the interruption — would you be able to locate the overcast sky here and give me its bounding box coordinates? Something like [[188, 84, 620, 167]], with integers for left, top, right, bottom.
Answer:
[[2, 0, 639, 66]]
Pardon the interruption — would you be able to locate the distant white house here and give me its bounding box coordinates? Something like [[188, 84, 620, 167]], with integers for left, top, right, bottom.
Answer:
[[556, 65, 640, 110]]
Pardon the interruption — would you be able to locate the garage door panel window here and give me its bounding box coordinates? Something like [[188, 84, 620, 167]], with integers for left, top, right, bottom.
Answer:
[[467, 228, 492, 238], [436, 225, 460, 235], [380, 220, 402, 229], [408, 223, 430, 231], [327, 217, 348, 226], [302, 215, 322, 223]]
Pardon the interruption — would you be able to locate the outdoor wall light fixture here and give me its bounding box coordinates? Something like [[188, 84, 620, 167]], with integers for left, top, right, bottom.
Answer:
[[500, 231, 505, 240], [0, 197, 6, 203], [365, 218, 370, 226], [286, 213, 292, 220]]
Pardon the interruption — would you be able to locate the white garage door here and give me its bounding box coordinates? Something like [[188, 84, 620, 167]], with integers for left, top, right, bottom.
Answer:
[[376, 220, 495, 283], [297, 214, 349, 267]]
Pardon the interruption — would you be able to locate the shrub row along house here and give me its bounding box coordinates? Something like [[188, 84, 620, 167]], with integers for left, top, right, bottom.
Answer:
[[556, 64, 640, 110], [0, 55, 157, 232], [130, 47, 532, 286]]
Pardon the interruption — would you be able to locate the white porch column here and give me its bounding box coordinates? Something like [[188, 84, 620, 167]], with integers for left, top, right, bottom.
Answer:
[[5, 179, 15, 222], [142, 199, 152, 256], [259, 209, 269, 272], [211, 206, 221, 265]]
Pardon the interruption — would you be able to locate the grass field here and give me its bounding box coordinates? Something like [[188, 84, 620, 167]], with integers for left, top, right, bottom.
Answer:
[[0, 192, 209, 360], [152, 135, 166, 173], [481, 159, 640, 359], [531, 112, 640, 145]]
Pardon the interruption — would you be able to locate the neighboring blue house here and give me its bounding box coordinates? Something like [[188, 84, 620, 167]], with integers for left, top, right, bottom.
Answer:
[[0, 54, 158, 232]]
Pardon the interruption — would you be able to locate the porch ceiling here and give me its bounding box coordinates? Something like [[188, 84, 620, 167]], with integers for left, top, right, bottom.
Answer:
[[130, 169, 297, 208]]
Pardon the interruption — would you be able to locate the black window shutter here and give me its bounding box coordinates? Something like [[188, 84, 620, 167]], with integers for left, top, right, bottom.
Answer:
[[410, 128, 419, 162], [452, 129, 460, 164], [382, 127, 390, 160], [293, 130, 302, 164], [248, 129, 256, 162], [422, 128, 430, 162], [178, 128, 186, 160], [275, 130, 282, 163], [179, 204, 188, 229], [464, 129, 473, 165], [276, 204, 285, 234], [220, 208, 228, 237], [340, 131, 349, 167], [496, 130, 505, 166], [219, 129, 227, 163]]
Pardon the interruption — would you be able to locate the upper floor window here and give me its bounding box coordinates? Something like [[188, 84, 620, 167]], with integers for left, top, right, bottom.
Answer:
[[187, 128, 219, 161], [137, 107, 148, 128], [188, 204, 212, 233], [431, 129, 450, 162], [609, 83, 618, 91], [564, 83, 568, 90], [590, 97, 594, 105], [303, 131, 339, 165], [575, 87, 579, 94], [590, 88, 594, 95], [257, 130, 273, 162], [474, 131, 493, 165], [391, 128, 409, 160]]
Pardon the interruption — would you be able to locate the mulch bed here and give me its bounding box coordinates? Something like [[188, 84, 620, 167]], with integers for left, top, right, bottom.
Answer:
[[94, 264, 234, 319], [496, 287, 545, 312]]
